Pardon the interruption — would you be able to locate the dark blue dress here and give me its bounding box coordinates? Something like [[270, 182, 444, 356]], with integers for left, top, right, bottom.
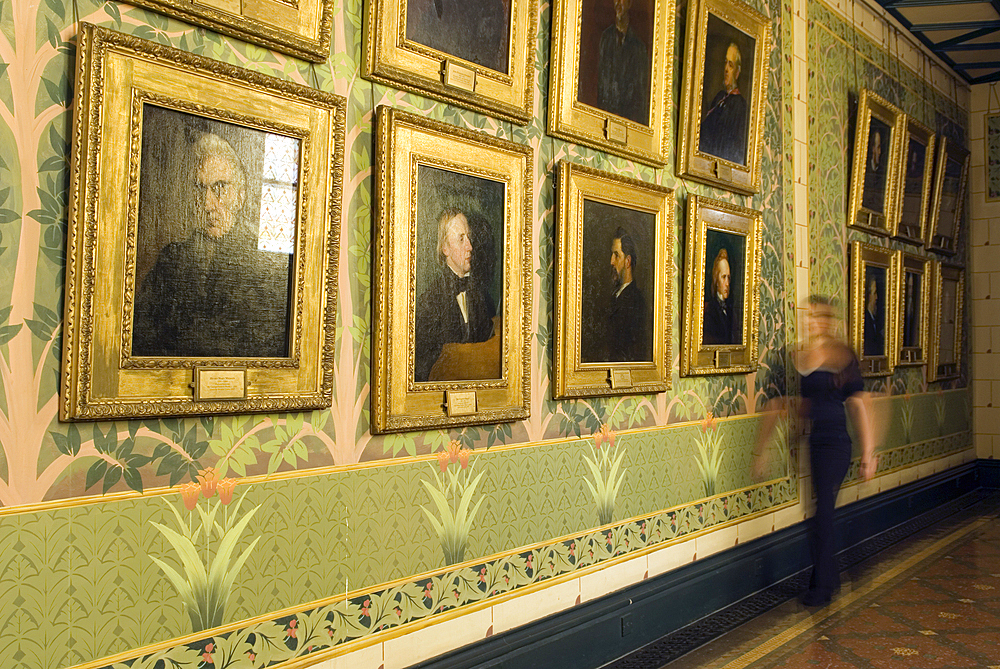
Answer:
[[799, 352, 863, 596]]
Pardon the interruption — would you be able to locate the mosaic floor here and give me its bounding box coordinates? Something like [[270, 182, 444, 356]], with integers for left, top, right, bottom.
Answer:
[[641, 494, 1000, 669]]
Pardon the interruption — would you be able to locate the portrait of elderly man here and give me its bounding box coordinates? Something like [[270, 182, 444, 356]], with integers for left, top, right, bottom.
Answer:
[[132, 131, 293, 358], [861, 121, 889, 213], [703, 246, 738, 345], [595, 0, 651, 125], [699, 41, 750, 165], [605, 226, 650, 361], [414, 208, 498, 382]]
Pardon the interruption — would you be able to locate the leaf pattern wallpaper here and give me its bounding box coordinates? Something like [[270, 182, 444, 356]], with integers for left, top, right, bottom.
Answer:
[[0, 0, 971, 667]]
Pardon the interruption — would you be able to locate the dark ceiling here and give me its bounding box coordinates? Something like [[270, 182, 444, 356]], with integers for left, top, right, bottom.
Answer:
[[874, 0, 1000, 84]]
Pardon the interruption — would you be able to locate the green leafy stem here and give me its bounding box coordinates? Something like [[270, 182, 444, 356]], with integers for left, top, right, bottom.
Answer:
[[420, 442, 485, 566], [583, 425, 627, 526]]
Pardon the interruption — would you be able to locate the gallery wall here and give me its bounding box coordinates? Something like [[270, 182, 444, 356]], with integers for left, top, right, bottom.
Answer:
[[0, 0, 973, 668]]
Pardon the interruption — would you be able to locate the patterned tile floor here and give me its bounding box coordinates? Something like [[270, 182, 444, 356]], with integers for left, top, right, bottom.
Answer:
[[660, 494, 1000, 669]]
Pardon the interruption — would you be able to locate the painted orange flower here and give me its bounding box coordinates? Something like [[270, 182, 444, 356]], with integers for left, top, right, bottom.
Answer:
[[447, 439, 462, 464], [217, 478, 237, 505], [594, 423, 615, 449], [180, 482, 200, 511], [196, 467, 219, 498], [458, 448, 470, 470], [701, 412, 717, 433], [437, 451, 450, 473]]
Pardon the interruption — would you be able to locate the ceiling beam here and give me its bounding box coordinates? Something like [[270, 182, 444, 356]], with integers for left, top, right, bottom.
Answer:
[[884, 0, 988, 7], [940, 39, 1000, 50], [909, 19, 1000, 32], [969, 70, 1000, 82]]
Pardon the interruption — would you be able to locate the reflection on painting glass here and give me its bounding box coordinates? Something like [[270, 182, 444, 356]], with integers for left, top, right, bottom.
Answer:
[[131, 105, 295, 359], [580, 199, 655, 363], [899, 137, 926, 235], [702, 228, 744, 346], [405, 0, 512, 74], [698, 13, 755, 166], [939, 278, 958, 365], [902, 270, 921, 348], [412, 164, 505, 383]]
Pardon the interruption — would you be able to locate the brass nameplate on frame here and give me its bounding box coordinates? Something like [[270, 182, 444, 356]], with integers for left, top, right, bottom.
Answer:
[[194, 367, 247, 401], [714, 350, 733, 368], [446, 391, 478, 417], [609, 369, 633, 389], [443, 60, 477, 93], [605, 118, 627, 144]]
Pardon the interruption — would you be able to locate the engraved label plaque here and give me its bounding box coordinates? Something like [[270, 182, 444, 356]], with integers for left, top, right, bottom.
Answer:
[[609, 368, 633, 389], [443, 60, 477, 92], [714, 350, 733, 368], [446, 390, 478, 416], [714, 161, 731, 182], [605, 118, 627, 144], [194, 367, 247, 401]]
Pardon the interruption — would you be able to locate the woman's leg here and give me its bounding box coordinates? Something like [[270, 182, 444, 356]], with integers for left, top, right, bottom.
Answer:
[[808, 444, 850, 601]]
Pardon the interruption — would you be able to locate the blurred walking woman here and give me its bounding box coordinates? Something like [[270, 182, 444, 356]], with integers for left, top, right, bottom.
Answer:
[[756, 295, 877, 606]]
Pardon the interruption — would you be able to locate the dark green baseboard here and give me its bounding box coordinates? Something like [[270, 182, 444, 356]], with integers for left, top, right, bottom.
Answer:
[[410, 460, 986, 669]]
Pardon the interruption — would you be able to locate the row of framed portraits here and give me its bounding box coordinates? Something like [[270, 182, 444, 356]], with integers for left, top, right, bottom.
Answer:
[[850, 241, 963, 382], [59, 24, 766, 430], [849, 90, 970, 256]]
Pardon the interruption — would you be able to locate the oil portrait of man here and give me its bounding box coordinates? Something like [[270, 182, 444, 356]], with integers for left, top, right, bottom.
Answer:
[[862, 266, 886, 357], [702, 229, 743, 345], [698, 15, 756, 166], [902, 270, 921, 349], [577, 0, 653, 126], [412, 166, 504, 383], [860, 118, 890, 214], [405, 0, 511, 73], [132, 108, 296, 359]]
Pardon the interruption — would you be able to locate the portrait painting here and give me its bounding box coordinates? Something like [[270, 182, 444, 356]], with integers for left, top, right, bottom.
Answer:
[[554, 161, 673, 398], [848, 90, 904, 235], [548, 0, 674, 165], [62, 25, 345, 420], [681, 196, 761, 377], [576, 0, 655, 126], [372, 107, 531, 433], [928, 263, 964, 381], [697, 13, 756, 167], [677, 0, 771, 194], [132, 105, 296, 360], [364, 0, 535, 123], [927, 137, 970, 255], [850, 241, 896, 377], [893, 119, 934, 244], [901, 269, 921, 349], [579, 199, 656, 364], [405, 0, 512, 74], [898, 253, 928, 366], [413, 165, 505, 383]]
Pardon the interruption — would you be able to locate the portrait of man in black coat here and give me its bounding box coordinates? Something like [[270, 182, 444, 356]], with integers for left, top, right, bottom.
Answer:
[[405, 0, 511, 73], [132, 131, 294, 358], [595, 0, 651, 125], [703, 246, 738, 345], [413, 208, 497, 382], [860, 119, 889, 214], [863, 270, 885, 357], [605, 226, 651, 361], [699, 39, 750, 165]]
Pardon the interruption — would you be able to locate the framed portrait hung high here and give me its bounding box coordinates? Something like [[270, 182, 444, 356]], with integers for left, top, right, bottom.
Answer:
[[681, 195, 762, 376], [897, 253, 929, 367], [128, 0, 333, 61], [892, 117, 935, 245], [372, 107, 532, 433], [677, 0, 771, 194], [926, 136, 970, 256], [848, 90, 905, 236], [363, 0, 536, 124], [849, 241, 897, 378], [553, 161, 674, 399], [927, 262, 964, 382], [548, 0, 675, 166], [62, 25, 346, 420]]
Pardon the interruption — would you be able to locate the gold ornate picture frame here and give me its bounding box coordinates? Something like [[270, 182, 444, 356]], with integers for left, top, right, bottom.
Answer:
[[681, 195, 762, 376], [548, 0, 675, 166], [62, 25, 345, 420], [850, 241, 897, 378], [363, 0, 536, 124], [553, 162, 674, 398], [848, 90, 905, 236], [373, 107, 532, 432], [677, 0, 771, 193], [892, 116, 935, 245], [928, 262, 964, 382], [897, 253, 929, 367], [926, 136, 970, 256], [129, 0, 333, 62]]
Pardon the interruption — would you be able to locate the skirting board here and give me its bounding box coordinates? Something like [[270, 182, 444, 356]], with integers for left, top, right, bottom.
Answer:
[[409, 461, 985, 669]]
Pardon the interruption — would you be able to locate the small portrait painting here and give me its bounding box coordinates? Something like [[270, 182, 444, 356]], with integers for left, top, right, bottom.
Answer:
[[898, 136, 927, 237], [576, 0, 655, 125], [702, 229, 745, 345], [132, 105, 297, 359], [938, 276, 959, 366], [935, 152, 966, 240], [413, 165, 504, 382], [580, 199, 655, 363], [902, 269, 921, 349], [862, 264, 887, 357], [405, 0, 512, 74], [698, 13, 756, 166], [860, 116, 890, 214]]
